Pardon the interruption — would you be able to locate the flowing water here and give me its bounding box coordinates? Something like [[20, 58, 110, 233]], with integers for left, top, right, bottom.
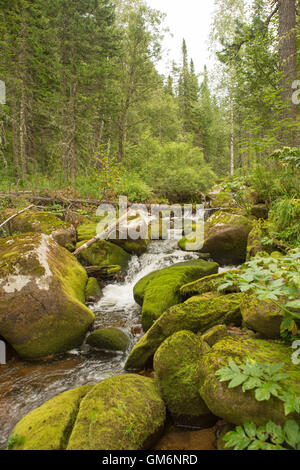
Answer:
[[0, 208, 235, 449], [0, 227, 203, 449]]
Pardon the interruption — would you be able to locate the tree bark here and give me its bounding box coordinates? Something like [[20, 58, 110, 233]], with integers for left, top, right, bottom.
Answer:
[[278, 0, 297, 145]]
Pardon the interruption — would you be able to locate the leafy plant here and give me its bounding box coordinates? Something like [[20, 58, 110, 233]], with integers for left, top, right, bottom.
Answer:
[[216, 359, 300, 415], [6, 433, 24, 450], [218, 249, 300, 336], [223, 420, 300, 450]]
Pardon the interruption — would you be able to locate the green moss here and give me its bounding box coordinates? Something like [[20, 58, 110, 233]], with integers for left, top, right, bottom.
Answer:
[[125, 293, 244, 370], [211, 192, 237, 208], [10, 211, 70, 234], [154, 331, 211, 417], [67, 374, 166, 450], [8, 385, 93, 450], [246, 220, 274, 260], [241, 294, 283, 338], [133, 260, 219, 331], [85, 277, 102, 301], [180, 270, 240, 299], [0, 233, 95, 359], [199, 336, 300, 427], [76, 239, 130, 270], [77, 223, 149, 256], [200, 324, 229, 347], [87, 328, 130, 352]]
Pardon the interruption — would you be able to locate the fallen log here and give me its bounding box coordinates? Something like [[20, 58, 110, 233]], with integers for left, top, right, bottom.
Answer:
[[73, 207, 131, 257]]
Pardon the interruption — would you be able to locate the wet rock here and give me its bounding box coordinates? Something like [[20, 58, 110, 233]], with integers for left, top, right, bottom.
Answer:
[[154, 422, 217, 450], [133, 259, 219, 331], [86, 328, 130, 352], [0, 233, 95, 359], [125, 293, 243, 370], [7, 385, 93, 450], [85, 277, 102, 302], [250, 204, 269, 219]]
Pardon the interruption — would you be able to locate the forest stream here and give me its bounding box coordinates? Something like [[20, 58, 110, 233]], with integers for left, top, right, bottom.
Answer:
[[0, 209, 235, 449]]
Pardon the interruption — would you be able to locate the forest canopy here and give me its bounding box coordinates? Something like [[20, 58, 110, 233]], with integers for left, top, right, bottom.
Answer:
[[0, 0, 299, 202]]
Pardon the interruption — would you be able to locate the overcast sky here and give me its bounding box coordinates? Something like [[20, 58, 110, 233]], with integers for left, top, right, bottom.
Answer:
[[146, 0, 216, 76]]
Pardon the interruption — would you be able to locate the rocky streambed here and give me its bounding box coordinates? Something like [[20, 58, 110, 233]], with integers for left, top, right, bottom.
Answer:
[[0, 189, 299, 451]]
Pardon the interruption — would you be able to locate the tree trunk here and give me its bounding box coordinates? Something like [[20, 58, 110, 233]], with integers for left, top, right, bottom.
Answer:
[[278, 0, 297, 145]]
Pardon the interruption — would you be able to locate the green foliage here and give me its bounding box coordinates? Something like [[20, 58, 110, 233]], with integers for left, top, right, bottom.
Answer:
[[269, 148, 300, 169], [216, 359, 300, 415], [219, 249, 300, 336], [7, 433, 24, 450], [223, 420, 300, 450]]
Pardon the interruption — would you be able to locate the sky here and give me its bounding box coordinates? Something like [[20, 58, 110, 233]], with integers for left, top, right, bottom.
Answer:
[[145, 0, 216, 76]]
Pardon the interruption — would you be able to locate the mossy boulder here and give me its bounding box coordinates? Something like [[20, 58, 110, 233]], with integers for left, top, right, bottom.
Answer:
[[211, 192, 237, 208], [7, 210, 76, 249], [0, 233, 95, 359], [200, 324, 229, 347], [133, 260, 219, 331], [199, 336, 300, 427], [67, 374, 166, 450], [246, 220, 274, 260], [77, 222, 149, 256], [76, 239, 130, 271], [8, 385, 93, 450], [180, 270, 240, 299], [86, 328, 130, 352], [190, 210, 253, 265], [125, 293, 243, 370], [154, 330, 215, 424], [85, 277, 102, 302], [240, 295, 284, 339]]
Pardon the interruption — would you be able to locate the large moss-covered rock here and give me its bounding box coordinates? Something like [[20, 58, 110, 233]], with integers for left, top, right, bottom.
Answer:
[[180, 270, 240, 299], [76, 239, 130, 270], [133, 260, 219, 331], [0, 233, 95, 359], [67, 374, 166, 450], [240, 295, 284, 338], [7, 210, 76, 249], [125, 293, 243, 370], [199, 336, 300, 427], [86, 328, 130, 352], [154, 331, 214, 423], [77, 222, 149, 256], [8, 385, 93, 450], [194, 210, 253, 265]]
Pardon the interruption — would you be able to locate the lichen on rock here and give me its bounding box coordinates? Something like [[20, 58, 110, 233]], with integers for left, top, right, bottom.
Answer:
[[0, 233, 95, 359]]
